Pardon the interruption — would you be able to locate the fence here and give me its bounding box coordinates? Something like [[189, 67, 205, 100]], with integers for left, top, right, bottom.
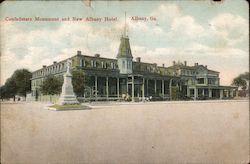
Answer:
[[37, 95, 60, 103]]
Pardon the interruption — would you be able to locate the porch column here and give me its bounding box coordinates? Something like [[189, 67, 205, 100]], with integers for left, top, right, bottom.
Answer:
[[95, 76, 98, 100], [226, 90, 229, 98], [106, 77, 109, 100], [236, 90, 239, 97], [220, 89, 223, 99], [209, 89, 212, 98], [169, 79, 172, 100], [187, 87, 190, 97], [194, 87, 198, 100], [142, 78, 145, 99], [230, 89, 234, 97], [126, 78, 129, 94], [162, 80, 165, 98], [132, 75, 135, 102], [202, 89, 205, 96], [154, 79, 157, 95], [117, 77, 120, 98], [146, 79, 149, 97]]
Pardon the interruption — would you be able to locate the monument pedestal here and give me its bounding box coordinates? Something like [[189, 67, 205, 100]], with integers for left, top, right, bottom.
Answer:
[[57, 63, 79, 105]]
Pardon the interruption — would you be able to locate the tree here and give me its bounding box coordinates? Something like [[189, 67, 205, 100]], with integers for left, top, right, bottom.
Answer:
[[72, 69, 88, 97], [40, 75, 63, 95], [12, 69, 32, 97], [232, 72, 249, 90], [2, 69, 32, 100], [4, 77, 17, 100], [0, 85, 7, 100], [232, 72, 249, 97]]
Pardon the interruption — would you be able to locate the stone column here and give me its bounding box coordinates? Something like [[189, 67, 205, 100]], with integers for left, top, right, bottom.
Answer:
[[154, 79, 157, 95], [132, 75, 135, 102], [209, 89, 212, 98], [220, 89, 223, 99], [117, 77, 120, 99], [95, 76, 98, 100], [162, 80, 165, 98], [106, 76, 109, 100], [142, 78, 145, 99]]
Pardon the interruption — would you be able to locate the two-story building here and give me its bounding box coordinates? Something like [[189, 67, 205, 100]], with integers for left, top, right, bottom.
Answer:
[[30, 34, 237, 101], [166, 61, 237, 100]]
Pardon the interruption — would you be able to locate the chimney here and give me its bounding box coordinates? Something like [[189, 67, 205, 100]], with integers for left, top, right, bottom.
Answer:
[[194, 62, 198, 66], [205, 65, 207, 68], [77, 50, 81, 55], [173, 61, 176, 65], [53, 61, 57, 64], [136, 57, 141, 62], [162, 64, 165, 67], [184, 61, 187, 66], [94, 54, 100, 58], [43, 65, 46, 68]]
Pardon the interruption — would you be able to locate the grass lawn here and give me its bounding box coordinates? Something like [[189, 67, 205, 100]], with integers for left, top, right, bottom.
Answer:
[[49, 104, 90, 110]]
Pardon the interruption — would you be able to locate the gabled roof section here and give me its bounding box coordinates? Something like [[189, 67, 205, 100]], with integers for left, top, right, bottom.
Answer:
[[166, 64, 219, 73], [116, 36, 133, 59]]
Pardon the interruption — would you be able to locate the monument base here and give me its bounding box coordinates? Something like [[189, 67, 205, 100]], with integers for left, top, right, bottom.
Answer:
[[57, 95, 79, 105], [45, 104, 91, 111]]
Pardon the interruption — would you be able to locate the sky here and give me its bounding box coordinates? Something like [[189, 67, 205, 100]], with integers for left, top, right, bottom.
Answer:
[[0, 0, 249, 86]]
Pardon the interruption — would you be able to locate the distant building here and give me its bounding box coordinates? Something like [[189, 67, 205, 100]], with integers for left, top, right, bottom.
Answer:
[[30, 35, 237, 101]]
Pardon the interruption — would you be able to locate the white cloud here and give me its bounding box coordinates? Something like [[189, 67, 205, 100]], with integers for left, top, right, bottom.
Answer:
[[0, 5, 248, 86], [151, 3, 181, 22], [169, 16, 205, 38], [209, 13, 249, 46], [151, 4, 205, 40], [130, 42, 248, 85], [0, 21, 122, 85]]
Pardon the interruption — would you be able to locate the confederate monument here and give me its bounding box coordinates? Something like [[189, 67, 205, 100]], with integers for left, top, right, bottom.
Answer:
[[57, 59, 79, 105]]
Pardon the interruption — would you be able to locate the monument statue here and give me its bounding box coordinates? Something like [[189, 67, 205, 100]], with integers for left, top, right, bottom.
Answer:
[[57, 59, 79, 105]]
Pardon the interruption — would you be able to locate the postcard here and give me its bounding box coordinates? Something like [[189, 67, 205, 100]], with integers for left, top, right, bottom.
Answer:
[[1, 0, 249, 163]]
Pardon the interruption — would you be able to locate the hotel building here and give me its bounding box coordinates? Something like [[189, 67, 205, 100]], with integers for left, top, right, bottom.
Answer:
[[30, 34, 237, 101]]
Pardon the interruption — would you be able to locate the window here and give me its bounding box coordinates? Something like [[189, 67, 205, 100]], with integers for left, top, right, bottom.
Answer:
[[80, 59, 85, 67], [208, 78, 216, 85], [111, 62, 115, 69], [91, 60, 97, 67], [197, 78, 204, 84], [122, 61, 125, 68]]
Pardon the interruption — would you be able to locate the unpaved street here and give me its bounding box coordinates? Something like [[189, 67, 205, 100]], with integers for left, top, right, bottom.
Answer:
[[1, 100, 249, 163]]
